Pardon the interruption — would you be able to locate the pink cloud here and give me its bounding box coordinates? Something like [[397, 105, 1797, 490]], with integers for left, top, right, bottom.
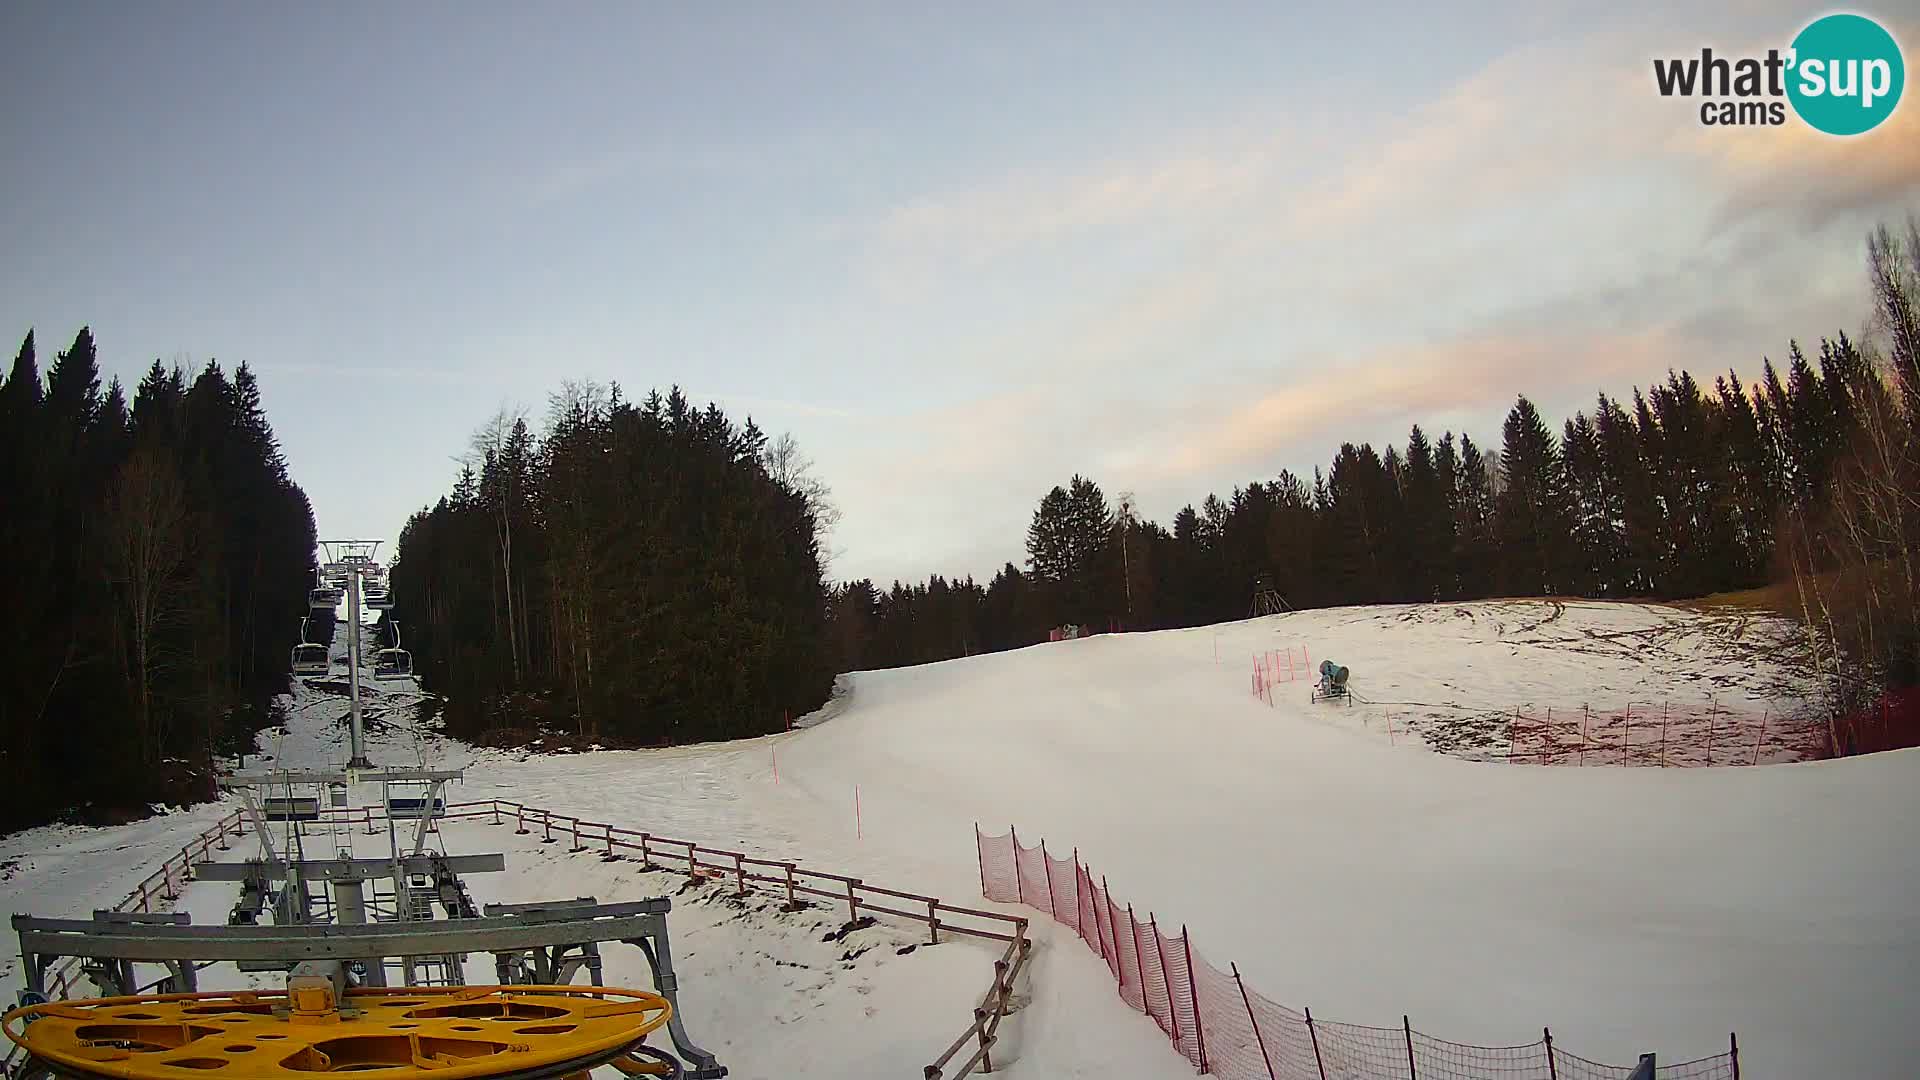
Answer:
[[1136, 324, 1707, 481]]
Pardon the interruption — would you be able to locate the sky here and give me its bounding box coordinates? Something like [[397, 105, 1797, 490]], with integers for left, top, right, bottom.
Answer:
[[3, 3, 1916, 586]]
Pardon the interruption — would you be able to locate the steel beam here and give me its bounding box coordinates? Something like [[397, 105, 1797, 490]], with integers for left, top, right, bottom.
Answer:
[[221, 767, 464, 789], [16, 901, 671, 964], [192, 854, 504, 883]]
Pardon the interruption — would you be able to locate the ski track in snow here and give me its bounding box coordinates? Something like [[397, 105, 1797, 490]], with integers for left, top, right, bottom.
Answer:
[[4, 599, 1917, 1078]]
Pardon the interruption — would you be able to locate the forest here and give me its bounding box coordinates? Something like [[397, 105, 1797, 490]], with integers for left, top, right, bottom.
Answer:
[[388, 384, 836, 746], [833, 220, 1920, 745], [0, 330, 318, 830], [4, 223, 1908, 826]]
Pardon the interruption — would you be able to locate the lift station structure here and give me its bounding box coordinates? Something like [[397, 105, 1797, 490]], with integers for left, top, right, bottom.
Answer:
[[4, 540, 727, 1080]]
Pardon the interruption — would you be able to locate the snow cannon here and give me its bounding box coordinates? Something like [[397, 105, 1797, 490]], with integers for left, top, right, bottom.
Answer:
[[1311, 659, 1351, 705]]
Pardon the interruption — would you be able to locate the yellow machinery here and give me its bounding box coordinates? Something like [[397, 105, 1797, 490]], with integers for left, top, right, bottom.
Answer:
[[3, 986, 684, 1080]]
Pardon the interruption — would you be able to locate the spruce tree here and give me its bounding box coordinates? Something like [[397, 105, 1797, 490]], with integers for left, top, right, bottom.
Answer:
[[1494, 396, 1569, 595], [1454, 435, 1496, 598]]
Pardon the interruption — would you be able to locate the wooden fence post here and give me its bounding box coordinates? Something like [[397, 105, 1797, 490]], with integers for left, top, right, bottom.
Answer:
[[1009, 826, 1024, 903], [1182, 926, 1207, 1072], [490, 799, 502, 826], [927, 900, 941, 944], [1128, 904, 1147, 1005], [782, 864, 799, 911], [514, 804, 527, 834], [975, 824, 988, 899], [1235, 964, 1280, 1080], [570, 818, 582, 852], [845, 878, 861, 925], [974, 1007, 993, 1073], [1729, 1032, 1740, 1080], [1040, 841, 1058, 919], [1150, 913, 1180, 1042], [734, 852, 747, 897], [638, 832, 651, 867], [1102, 875, 1122, 982], [1404, 1015, 1417, 1079], [604, 823, 616, 859], [1544, 1027, 1558, 1080]]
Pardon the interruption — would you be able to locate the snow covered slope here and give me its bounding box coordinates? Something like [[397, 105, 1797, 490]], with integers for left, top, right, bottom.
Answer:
[[6, 600, 1916, 1078]]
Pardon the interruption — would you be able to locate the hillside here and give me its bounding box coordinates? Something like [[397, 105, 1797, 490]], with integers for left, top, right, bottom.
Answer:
[[4, 599, 1914, 1078]]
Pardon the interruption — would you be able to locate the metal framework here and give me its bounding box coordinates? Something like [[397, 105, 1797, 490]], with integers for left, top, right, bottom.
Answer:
[[318, 539, 386, 767], [1250, 577, 1291, 617], [12, 900, 725, 1077]]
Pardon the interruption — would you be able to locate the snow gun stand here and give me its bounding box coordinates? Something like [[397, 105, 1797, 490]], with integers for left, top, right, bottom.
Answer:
[[1311, 660, 1352, 705], [1, 767, 727, 1080]]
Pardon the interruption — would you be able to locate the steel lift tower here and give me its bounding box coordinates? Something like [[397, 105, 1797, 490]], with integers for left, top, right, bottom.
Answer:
[[3, 539, 728, 1078]]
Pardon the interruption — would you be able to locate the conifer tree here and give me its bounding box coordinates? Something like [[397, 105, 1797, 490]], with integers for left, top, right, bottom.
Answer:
[[1494, 396, 1569, 594]]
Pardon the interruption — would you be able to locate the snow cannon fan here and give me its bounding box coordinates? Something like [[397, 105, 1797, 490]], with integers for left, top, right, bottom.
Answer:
[[1311, 659, 1351, 705]]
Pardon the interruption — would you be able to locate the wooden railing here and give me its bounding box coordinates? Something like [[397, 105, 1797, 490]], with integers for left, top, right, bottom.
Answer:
[[923, 932, 1034, 1078], [465, 799, 1035, 1076], [29, 798, 1035, 1076]]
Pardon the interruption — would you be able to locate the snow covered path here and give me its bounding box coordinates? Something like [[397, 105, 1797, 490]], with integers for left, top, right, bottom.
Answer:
[[5, 599, 1916, 1078]]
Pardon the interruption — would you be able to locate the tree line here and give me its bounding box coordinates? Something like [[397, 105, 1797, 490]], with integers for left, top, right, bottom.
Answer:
[[389, 383, 836, 745], [830, 219, 1920, 748], [0, 329, 318, 830]]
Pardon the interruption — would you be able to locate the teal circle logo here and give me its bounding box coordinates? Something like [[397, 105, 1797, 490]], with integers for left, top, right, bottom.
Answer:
[[1787, 14, 1905, 135]]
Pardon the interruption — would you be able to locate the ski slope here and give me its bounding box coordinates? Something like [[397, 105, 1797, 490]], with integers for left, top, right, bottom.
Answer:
[[5, 600, 1917, 1078]]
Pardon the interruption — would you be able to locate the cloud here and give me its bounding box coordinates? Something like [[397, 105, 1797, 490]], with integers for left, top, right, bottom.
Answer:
[[859, 127, 1307, 275], [1137, 326, 1693, 481], [1693, 95, 1920, 234], [825, 17, 1920, 582]]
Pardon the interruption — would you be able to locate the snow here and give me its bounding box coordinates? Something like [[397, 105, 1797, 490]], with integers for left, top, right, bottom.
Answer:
[[5, 599, 1917, 1079]]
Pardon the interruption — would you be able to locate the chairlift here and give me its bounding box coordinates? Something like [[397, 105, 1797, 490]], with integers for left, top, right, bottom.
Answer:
[[308, 586, 342, 611], [384, 779, 443, 820], [262, 795, 321, 822], [374, 648, 413, 678], [365, 590, 394, 612], [291, 643, 329, 677]]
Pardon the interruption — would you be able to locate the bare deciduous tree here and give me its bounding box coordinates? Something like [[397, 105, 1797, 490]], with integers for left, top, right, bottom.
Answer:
[[763, 431, 841, 567], [105, 442, 191, 766], [469, 406, 532, 686]]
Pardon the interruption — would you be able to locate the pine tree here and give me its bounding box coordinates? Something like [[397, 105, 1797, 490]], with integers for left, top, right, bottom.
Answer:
[[1401, 426, 1451, 601], [1494, 396, 1569, 594], [1594, 394, 1654, 594], [1454, 435, 1496, 598], [1560, 412, 1612, 594], [1715, 372, 1773, 582]]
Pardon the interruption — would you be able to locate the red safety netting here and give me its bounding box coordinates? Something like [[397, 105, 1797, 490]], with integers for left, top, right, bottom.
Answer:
[[1250, 645, 1310, 706], [1503, 701, 1822, 767], [976, 826, 1740, 1079], [1048, 851, 1079, 931]]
